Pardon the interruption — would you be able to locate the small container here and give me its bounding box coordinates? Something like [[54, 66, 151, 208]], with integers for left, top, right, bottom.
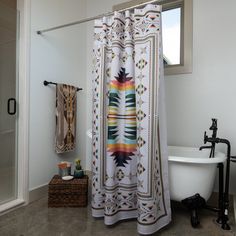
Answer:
[[74, 159, 84, 178], [59, 167, 71, 177], [58, 161, 72, 177], [74, 169, 84, 178]]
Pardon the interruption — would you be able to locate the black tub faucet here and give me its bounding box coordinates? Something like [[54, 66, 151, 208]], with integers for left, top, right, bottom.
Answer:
[[199, 118, 218, 157], [200, 119, 231, 230]]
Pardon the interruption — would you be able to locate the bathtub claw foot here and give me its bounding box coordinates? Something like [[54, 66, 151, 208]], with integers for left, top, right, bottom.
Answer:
[[182, 193, 206, 210], [222, 223, 230, 230], [182, 193, 206, 228], [191, 210, 200, 228], [216, 217, 222, 224]]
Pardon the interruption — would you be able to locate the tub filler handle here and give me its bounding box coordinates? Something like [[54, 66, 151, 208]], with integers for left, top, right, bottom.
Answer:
[[199, 119, 218, 157]]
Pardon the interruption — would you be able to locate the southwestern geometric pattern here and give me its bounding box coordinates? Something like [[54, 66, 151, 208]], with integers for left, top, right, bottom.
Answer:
[[92, 4, 171, 235], [55, 84, 77, 153], [108, 67, 137, 168]]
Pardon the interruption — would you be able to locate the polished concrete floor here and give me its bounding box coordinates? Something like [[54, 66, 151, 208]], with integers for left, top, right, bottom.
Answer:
[[0, 197, 235, 236]]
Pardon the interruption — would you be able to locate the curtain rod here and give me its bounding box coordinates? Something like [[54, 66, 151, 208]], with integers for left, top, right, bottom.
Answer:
[[37, 0, 175, 35]]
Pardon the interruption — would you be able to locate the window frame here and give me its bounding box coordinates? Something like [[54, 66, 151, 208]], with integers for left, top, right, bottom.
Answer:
[[163, 0, 193, 75], [113, 0, 193, 75]]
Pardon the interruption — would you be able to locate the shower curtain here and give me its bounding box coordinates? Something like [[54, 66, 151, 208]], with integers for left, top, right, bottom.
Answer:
[[92, 4, 171, 235]]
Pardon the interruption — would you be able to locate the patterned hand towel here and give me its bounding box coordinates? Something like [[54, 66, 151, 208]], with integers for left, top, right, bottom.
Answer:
[[55, 84, 77, 153]]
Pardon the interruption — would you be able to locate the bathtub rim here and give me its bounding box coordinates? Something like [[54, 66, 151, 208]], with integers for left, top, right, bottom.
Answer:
[[168, 146, 226, 164]]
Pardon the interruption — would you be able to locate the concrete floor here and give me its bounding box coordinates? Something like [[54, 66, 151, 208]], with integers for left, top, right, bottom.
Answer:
[[0, 197, 235, 236]]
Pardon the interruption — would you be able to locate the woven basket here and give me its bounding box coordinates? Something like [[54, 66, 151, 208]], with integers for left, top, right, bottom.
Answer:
[[48, 175, 88, 207]]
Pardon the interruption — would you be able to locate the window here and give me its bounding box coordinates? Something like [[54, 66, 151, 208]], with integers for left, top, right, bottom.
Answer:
[[162, 7, 181, 66], [113, 0, 193, 75]]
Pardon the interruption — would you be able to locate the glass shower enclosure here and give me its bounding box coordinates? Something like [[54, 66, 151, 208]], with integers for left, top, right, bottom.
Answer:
[[0, 0, 18, 206]]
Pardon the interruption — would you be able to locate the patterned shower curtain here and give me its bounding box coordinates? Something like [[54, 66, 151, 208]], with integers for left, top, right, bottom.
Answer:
[[92, 4, 171, 235]]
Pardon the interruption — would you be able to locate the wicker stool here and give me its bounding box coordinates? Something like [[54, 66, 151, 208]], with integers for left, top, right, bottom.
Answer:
[[48, 175, 88, 207]]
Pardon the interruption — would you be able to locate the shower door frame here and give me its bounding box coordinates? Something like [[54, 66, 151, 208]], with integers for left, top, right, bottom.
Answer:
[[0, 0, 30, 214]]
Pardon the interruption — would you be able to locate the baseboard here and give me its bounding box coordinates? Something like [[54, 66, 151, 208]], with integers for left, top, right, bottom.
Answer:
[[29, 184, 48, 203]]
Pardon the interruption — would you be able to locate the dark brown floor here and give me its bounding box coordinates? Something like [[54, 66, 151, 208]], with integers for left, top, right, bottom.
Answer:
[[0, 197, 235, 236]]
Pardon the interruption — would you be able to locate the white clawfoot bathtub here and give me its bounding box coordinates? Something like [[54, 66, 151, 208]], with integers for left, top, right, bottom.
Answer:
[[168, 146, 226, 202]]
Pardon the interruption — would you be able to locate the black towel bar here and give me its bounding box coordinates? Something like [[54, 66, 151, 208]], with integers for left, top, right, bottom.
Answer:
[[43, 80, 83, 91]]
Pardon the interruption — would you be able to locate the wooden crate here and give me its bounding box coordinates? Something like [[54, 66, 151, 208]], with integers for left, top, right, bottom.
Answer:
[[48, 175, 88, 207]]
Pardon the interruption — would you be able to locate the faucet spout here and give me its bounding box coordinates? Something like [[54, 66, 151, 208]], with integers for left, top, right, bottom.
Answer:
[[199, 145, 212, 151]]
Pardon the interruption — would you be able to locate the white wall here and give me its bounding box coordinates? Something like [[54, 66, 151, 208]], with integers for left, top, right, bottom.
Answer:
[[29, 0, 87, 190], [85, 0, 236, 194]]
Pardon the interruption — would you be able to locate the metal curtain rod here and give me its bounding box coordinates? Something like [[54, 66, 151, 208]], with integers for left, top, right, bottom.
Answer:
[[37, 0, 174, 35], [43, 80, 83, 91]]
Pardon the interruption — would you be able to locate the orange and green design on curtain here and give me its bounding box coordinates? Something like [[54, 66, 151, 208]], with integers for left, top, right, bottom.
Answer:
[[107, 67, 137, 167]]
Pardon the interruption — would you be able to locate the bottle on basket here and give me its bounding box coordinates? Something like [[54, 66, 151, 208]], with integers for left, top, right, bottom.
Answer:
[[74, 159, 84, 178]]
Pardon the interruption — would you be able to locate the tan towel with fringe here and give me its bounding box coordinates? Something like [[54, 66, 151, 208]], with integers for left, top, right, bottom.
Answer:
[[55, 84, 77, 153]]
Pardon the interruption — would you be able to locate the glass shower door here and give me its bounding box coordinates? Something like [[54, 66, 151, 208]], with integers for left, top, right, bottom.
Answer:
[[0, 1, 18, 205]]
